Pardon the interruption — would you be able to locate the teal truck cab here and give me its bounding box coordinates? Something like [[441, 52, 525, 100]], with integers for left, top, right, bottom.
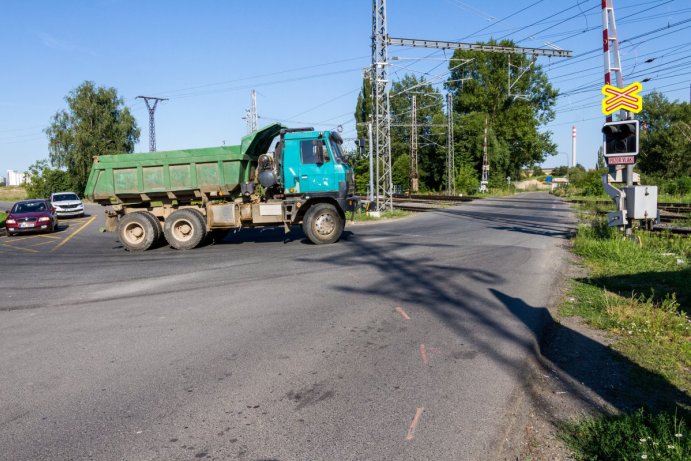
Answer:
[[84, 123, 359, 251]]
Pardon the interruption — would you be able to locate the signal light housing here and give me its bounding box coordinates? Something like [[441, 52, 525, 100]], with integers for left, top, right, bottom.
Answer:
[[602, 120, 639, 157]]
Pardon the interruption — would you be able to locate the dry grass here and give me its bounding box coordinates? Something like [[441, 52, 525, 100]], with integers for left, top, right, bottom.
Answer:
[[0, 186, 27, 201]]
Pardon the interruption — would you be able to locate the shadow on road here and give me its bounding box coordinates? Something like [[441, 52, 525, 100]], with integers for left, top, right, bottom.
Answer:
[[303, 204, 689, 428], [491, 289, 691, 414]]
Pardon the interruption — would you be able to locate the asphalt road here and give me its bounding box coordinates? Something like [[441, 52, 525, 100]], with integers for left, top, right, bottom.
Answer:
[[0, 193, 576, 461]]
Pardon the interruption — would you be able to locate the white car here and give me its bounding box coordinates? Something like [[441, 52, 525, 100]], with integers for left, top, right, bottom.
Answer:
[[50, 192, 85, 218]]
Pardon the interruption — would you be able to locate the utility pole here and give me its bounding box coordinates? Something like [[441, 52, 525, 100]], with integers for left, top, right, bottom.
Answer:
[[480, 116, 489, 193], [136, 96, 168, 152], [410, 95, 418, 193], [446, 92, 455, 195], [571, 125, 577, 168]]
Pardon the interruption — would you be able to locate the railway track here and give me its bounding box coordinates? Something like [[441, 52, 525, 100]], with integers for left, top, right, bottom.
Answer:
[[365, 193, 691, 236]]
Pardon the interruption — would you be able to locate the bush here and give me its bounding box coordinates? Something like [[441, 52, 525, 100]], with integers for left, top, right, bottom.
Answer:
[[25, 160, 73, 199], [455, 163, 480, 195]]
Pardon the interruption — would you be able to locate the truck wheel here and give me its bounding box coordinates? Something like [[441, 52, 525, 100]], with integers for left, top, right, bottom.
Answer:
[[137, 211, 162, 242], [117, 213, 156, 252], [164, 209, 206, 250], [302, 203, 344, 245]]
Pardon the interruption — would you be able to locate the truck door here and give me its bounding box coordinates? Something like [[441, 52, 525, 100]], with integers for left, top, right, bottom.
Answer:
[[298, 139, 334, 193]]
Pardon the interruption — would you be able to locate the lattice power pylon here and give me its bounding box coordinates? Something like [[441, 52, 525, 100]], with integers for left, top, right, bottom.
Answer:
[[372, 0, 393, 210], [137, 96, 168, 152], [243, 89, 259, 134], [370, 0, 572, 203], [446, 92, 455, 195], [410, 95, 419, 193]]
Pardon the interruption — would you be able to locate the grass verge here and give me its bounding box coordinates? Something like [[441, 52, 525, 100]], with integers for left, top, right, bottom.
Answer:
[[558, 219, 690, 459], [561, 408, 689, 460], [349, 209, 411, 222], [0, 211, 6, 228]]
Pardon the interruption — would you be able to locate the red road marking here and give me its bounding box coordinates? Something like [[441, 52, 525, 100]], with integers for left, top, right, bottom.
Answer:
[[395, 307, 411, 320], [405, 407, 425, 441], [419, 344, 428, 364]]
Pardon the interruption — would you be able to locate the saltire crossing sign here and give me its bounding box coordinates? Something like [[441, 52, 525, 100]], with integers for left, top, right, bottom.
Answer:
[[601, 82, 643, 115]]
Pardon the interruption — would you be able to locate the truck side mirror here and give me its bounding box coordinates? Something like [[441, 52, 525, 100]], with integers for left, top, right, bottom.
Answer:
[[315, 142, 325, 164]]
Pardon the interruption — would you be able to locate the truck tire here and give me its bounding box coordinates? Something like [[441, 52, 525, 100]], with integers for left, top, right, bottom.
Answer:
[[117, 213, 156, 252], [137, 211, 162, 242], [164, 209, 206, 250], [302, 203, 344, 245]]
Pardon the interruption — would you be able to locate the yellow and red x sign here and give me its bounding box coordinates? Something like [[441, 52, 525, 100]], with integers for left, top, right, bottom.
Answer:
[[602, 82, 643, 115]]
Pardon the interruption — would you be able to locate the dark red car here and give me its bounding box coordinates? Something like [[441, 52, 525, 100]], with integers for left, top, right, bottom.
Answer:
[[5, 199, 59, 236]]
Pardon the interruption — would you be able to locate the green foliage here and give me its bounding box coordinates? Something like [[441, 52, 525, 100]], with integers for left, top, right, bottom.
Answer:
[[567, 166, 606, 196], [640, 174, 691, 201], [564, 222, 691, 392], [552, 165, 568, 176], [455, 162, 480, 195], [354, 77, 372, 139], [354, 42, 560, 193], [447, 40, 558, 179], [390, 76, 446, 190], [561, 408, 689, 461], [45, 81, 140, 195], [532, 165, 544, 176], [24, 160, 73, 199], [596, 146, 606, 170], [561, 224, 691, 461], [637, 92, 690, 178], [352, 155, 371, 195], [392, 153, 410, 190], [0, 211, 6, 228]]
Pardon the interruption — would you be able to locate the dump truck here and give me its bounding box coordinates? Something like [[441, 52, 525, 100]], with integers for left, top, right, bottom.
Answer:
[[84, 123, 358, 251]]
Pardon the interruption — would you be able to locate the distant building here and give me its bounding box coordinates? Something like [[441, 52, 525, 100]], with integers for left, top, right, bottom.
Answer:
[[6, 170, 27, 186]]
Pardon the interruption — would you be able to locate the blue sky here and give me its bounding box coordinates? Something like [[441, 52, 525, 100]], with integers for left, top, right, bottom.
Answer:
[[1, 0, 689, 178]]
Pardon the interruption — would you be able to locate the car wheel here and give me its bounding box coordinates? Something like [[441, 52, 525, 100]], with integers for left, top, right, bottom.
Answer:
[[117, 213, 156, 252], [302, 203, 344, 245], [163, 209, 206, 250]]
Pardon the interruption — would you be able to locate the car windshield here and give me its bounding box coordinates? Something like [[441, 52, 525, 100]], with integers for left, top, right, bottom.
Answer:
[[53, 193, 79, 201], [14, 202, 47, 213]]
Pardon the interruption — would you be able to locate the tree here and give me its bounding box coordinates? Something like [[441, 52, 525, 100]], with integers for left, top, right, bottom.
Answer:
[[25, 160, 72, 199], [354, 74, 446, 192], [389, 76, 445, 190], [596, 146, 606, 170], [446, 40, 558, 180], [45, 81, 140, 195], [637, 92, 690, 178], [354, 77, 372, 139]]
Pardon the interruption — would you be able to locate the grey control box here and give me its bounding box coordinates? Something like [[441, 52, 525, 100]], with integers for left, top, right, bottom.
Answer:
[[623, 185, 658, 220]]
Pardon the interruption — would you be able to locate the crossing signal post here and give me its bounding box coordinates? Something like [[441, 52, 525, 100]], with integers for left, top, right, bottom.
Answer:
[[600, 0, 657, 234], [601, 119, 657, 231]]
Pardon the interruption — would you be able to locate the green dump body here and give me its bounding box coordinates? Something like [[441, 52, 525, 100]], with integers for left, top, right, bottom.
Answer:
[[85, 123, 282, 205]]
